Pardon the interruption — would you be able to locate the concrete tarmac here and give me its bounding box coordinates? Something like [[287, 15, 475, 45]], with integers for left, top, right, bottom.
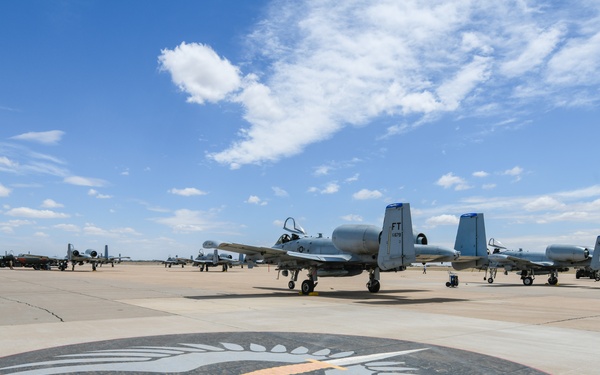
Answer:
[[1, 264, 599, 374]]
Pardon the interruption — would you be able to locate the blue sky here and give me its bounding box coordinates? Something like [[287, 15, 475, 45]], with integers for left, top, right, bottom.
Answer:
[[2, 1, 600, 260]]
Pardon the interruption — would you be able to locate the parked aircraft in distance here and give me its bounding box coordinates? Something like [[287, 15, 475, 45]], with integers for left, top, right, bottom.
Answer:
[[163, 255, 193, 268], [96, 245, 130, 267], [451, 213, 596, 285], [192, 249, 244, 271], [204, 203, 472, 294], [66, 243, 115, 271], [0, 252, 66, 270], [14, 253, 64, 270]]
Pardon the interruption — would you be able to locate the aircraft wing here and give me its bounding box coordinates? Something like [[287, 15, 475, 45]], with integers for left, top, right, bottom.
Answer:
[[504, 255, 554, 268], [215, 242, 351, 263], [286, 252, 352, 262]]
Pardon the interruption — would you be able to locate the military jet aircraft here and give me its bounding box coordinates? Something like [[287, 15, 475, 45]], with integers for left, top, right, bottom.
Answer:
[[66, 243, 109, 271], [163, 255, 193, 268], [192, 249, 244, 271], [14, 253, 65, 270], [451, 213, 594, 285], [203, 203, 469, 294]]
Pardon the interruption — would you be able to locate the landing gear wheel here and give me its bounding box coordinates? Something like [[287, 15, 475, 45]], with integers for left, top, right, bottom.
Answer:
[[367, 280, 381, 293], [548, 277, 558, 285], [523, 277, 533, 286], [301, 280, 314, 295], [487, 278, 494, 284], [288, 281, 295, 290]]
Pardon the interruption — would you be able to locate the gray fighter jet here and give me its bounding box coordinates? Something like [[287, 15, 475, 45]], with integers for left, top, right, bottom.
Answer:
[[204, 203, 469, 294], [452, 213, 595, 285]]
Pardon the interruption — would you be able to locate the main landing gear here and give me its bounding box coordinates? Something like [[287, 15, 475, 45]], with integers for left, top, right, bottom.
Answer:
[[484, 267, 498, 284], [300, 268, 318, 295], [366, 268, 381, 293]]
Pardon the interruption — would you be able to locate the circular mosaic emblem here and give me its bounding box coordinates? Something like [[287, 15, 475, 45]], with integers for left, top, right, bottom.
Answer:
[[0, 332, 546, 374]]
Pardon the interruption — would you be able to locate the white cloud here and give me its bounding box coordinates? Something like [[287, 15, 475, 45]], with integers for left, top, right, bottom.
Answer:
[[153, 209, 223, 233], [246, 195, 267, 205], [341, 214, 363, 222], [54, 223, 80, 232], [473, 171, 489, 178], [272, 186, 288, 197], [352, 189, 383, 200], [10, 130, 65, 145], [161, 2, 600, 168], [524, 196, 565, 212], [88, 189, 112, 199], [41, 199, 63, 208], [425, 214, 460, 227], [435, 173, 471, 191], [159, 42, 241, 104], [503, 166, 524, 176], [5, 207, 69, 219], [65, 176, 107, 187], [0, 183, 11, 197], [168, 187, 208, 196]]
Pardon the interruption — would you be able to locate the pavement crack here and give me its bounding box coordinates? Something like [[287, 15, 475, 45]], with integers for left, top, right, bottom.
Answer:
[[1, 296, 64, 322]]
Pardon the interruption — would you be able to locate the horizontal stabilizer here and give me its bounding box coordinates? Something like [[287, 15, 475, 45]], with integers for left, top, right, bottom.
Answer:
[[377, 203, 416, 270], [591, 236, 600, 270]]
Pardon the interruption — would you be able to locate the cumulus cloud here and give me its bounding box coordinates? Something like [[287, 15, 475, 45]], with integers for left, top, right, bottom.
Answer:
[[5, 207, 69, 219], [41, 199, 63, 208], [246, 195, 267, 205], [436, 173, 471, 191], [0, 183, 11, 197], [341, 214, 363, 222], [88, 189, 112, 199], [168, 187, 208, 196], [473, 171, 489, 178], [160, 1, 600, 168], [524, 196, 565, 211], [10, 130, 65, 145], [352, 189, 383, 200], [158, 42, 241, 104], [425, 214, 460, 227]]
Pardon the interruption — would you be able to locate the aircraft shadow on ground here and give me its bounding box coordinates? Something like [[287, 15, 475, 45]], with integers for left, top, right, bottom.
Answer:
[[185, 287, 468, 306]]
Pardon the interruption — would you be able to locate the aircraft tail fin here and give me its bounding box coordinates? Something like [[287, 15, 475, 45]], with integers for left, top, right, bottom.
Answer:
[[67, 243, 73, 260], [452, 213, 488, 270], [105, 245, 108, 259], [377, 203, 416, 271], [591, 236, 600, 270], [213, 249, 219, 264]]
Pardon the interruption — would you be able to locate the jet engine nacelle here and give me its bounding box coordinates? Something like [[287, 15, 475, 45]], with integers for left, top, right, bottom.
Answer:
[[85, 249, 98, 257], [546, 245, 589, 262], [72, 250, 80, 257], [332, 225, 427, 254]]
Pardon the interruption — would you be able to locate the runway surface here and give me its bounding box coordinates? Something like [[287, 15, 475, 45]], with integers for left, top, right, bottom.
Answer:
[[1, 263, 599, 374]]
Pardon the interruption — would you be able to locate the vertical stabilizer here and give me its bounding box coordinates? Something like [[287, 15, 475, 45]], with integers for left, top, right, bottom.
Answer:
[[105, 245, 108, 259], [67, 243, 73, 260], [591, 236, 600, 270], [377, 203, 416, 270], [213, 249, 219, 264], [453, 213, 487, 269]]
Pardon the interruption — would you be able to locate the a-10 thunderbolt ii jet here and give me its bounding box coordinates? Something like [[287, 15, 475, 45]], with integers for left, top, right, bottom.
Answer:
[[452, 213, 597, 285], [204, 203, 469, 294], [163, 255, 193, 268], [65, 244, 124, 271], [192, 249, 244, 272]]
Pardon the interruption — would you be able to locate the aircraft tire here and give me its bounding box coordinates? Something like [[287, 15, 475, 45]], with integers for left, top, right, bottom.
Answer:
[[288, 281, 295, 290], [522, 277, 533, 286], [301, 280, 314, 295], [446, 282, 451, 287], [487, 278, 494, 284], [367, 280, 380, 293], [548, 277, 558, 285]]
